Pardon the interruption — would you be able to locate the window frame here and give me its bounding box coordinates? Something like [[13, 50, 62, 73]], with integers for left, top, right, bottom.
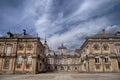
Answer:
[[18, 44, 24, 50], [27, 44, 33, 50], [3, 59, 9, 69], [95, 56, 100, 64], [103, 44, 109, 51], [6, 45, 12, 56], [93, 44, 99, 50]]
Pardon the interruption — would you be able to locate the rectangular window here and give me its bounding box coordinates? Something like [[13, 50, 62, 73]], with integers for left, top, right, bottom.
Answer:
[[96, 65, 100, 69], [26, 56, 32, 64], [95, 56, 100, 64], [17, 55, 22, 64], [118, 62, 120, 69], [17, 64, 21, 68], [26, 64, 31, 69], [4, 59, 9, 69], [106, 65, 110, 69], [105, 56, 109, 63], [6, 46, 12, 56], [115, 46, 120, 56], [0, 46, 2, 53]]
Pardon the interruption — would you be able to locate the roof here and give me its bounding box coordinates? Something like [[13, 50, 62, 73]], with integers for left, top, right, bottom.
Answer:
[[46, 50, 80, 58], [87, 31, 120, 39], [0, 31, 38, 39]]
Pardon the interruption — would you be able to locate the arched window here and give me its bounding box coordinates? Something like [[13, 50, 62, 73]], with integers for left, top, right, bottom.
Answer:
[[103, 44, 109, 50], [93, 44, 99, 50]]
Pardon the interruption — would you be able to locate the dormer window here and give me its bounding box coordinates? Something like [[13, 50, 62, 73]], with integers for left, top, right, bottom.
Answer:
[[93, 44, 99, 50]]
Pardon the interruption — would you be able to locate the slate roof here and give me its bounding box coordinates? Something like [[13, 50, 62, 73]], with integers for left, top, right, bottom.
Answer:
[[0, 31, 38, 39], [87, 31, 120, 39]]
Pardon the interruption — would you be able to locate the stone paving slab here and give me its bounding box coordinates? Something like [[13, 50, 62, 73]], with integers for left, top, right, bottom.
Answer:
[[0, 73, 120, 80]]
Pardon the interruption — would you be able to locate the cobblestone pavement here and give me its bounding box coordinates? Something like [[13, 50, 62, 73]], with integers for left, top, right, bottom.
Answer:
[[0, 73, 120, 80]]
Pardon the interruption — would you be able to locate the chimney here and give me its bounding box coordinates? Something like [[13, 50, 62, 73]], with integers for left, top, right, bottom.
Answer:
[[7, 31, 13, 38], [102, 29, 106, 36], [23, 29, 26, 35]]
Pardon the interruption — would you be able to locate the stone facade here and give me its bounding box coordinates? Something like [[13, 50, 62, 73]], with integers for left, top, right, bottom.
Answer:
[[80, 30, 120, 72], [0, 30, 46, 74], [0, 29, 120, 74], [45, 42, 81, 72]]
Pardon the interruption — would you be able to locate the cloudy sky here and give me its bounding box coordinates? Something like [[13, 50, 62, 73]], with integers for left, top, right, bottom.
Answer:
[[0, 0, 120, 50]]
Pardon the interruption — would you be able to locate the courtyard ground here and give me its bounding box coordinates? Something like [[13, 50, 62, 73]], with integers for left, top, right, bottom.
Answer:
[[0, 73, 120, 80]]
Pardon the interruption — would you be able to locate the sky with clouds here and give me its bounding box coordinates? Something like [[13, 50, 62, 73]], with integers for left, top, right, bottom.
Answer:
[[0, 0, 120, 50]]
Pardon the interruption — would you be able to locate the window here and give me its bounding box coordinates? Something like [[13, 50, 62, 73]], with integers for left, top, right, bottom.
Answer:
[[18, 45, 24, 50], [4, 59, 9, 69], [26, 64, 31, 69], [26, 55, 32, 64], [6, 46, 12, 56], [67, 66, 70, 70], [40, 63, 42, 66], [43, 59, 45, 62], [75, 66, 77, 70], [0, 44, 2, 53], [95, 56, 100, 64], [39, 63, 42, 69], [61, 66, 64, 70], [106, 65, 110, 69], [105, 56, 109, 63], [26, 56, 32, 69], [96, 65, 100, 69], [115, 45, 120, 56], [27, 44, 33, 50], [103, 44, 109, 50], [17, 64, 21, 68], [48, 59, 50, 64], [17, 55, 22, 64], [118, 62, 120, 69], [93, 44, 99, 50]]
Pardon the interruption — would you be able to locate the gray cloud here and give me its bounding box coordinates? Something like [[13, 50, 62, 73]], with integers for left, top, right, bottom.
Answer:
[[0, 0, 120, 50]]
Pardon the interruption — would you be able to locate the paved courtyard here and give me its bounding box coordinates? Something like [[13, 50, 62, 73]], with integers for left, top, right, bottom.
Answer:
[[0, 73, 120, 80]]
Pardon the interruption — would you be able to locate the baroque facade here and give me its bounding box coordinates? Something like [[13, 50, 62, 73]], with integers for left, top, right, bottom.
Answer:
[[44, 41, 81, 72], [80, 30, 120, 72], [0, 30, 46, 74], [0, 29, 120, 74]]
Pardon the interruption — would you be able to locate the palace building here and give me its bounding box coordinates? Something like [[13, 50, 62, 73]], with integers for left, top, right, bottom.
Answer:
[[44, 42, 81, 72], [0, 29, 120, 74], [0, 30, 46, 74], [80, 30, 120, 72]]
